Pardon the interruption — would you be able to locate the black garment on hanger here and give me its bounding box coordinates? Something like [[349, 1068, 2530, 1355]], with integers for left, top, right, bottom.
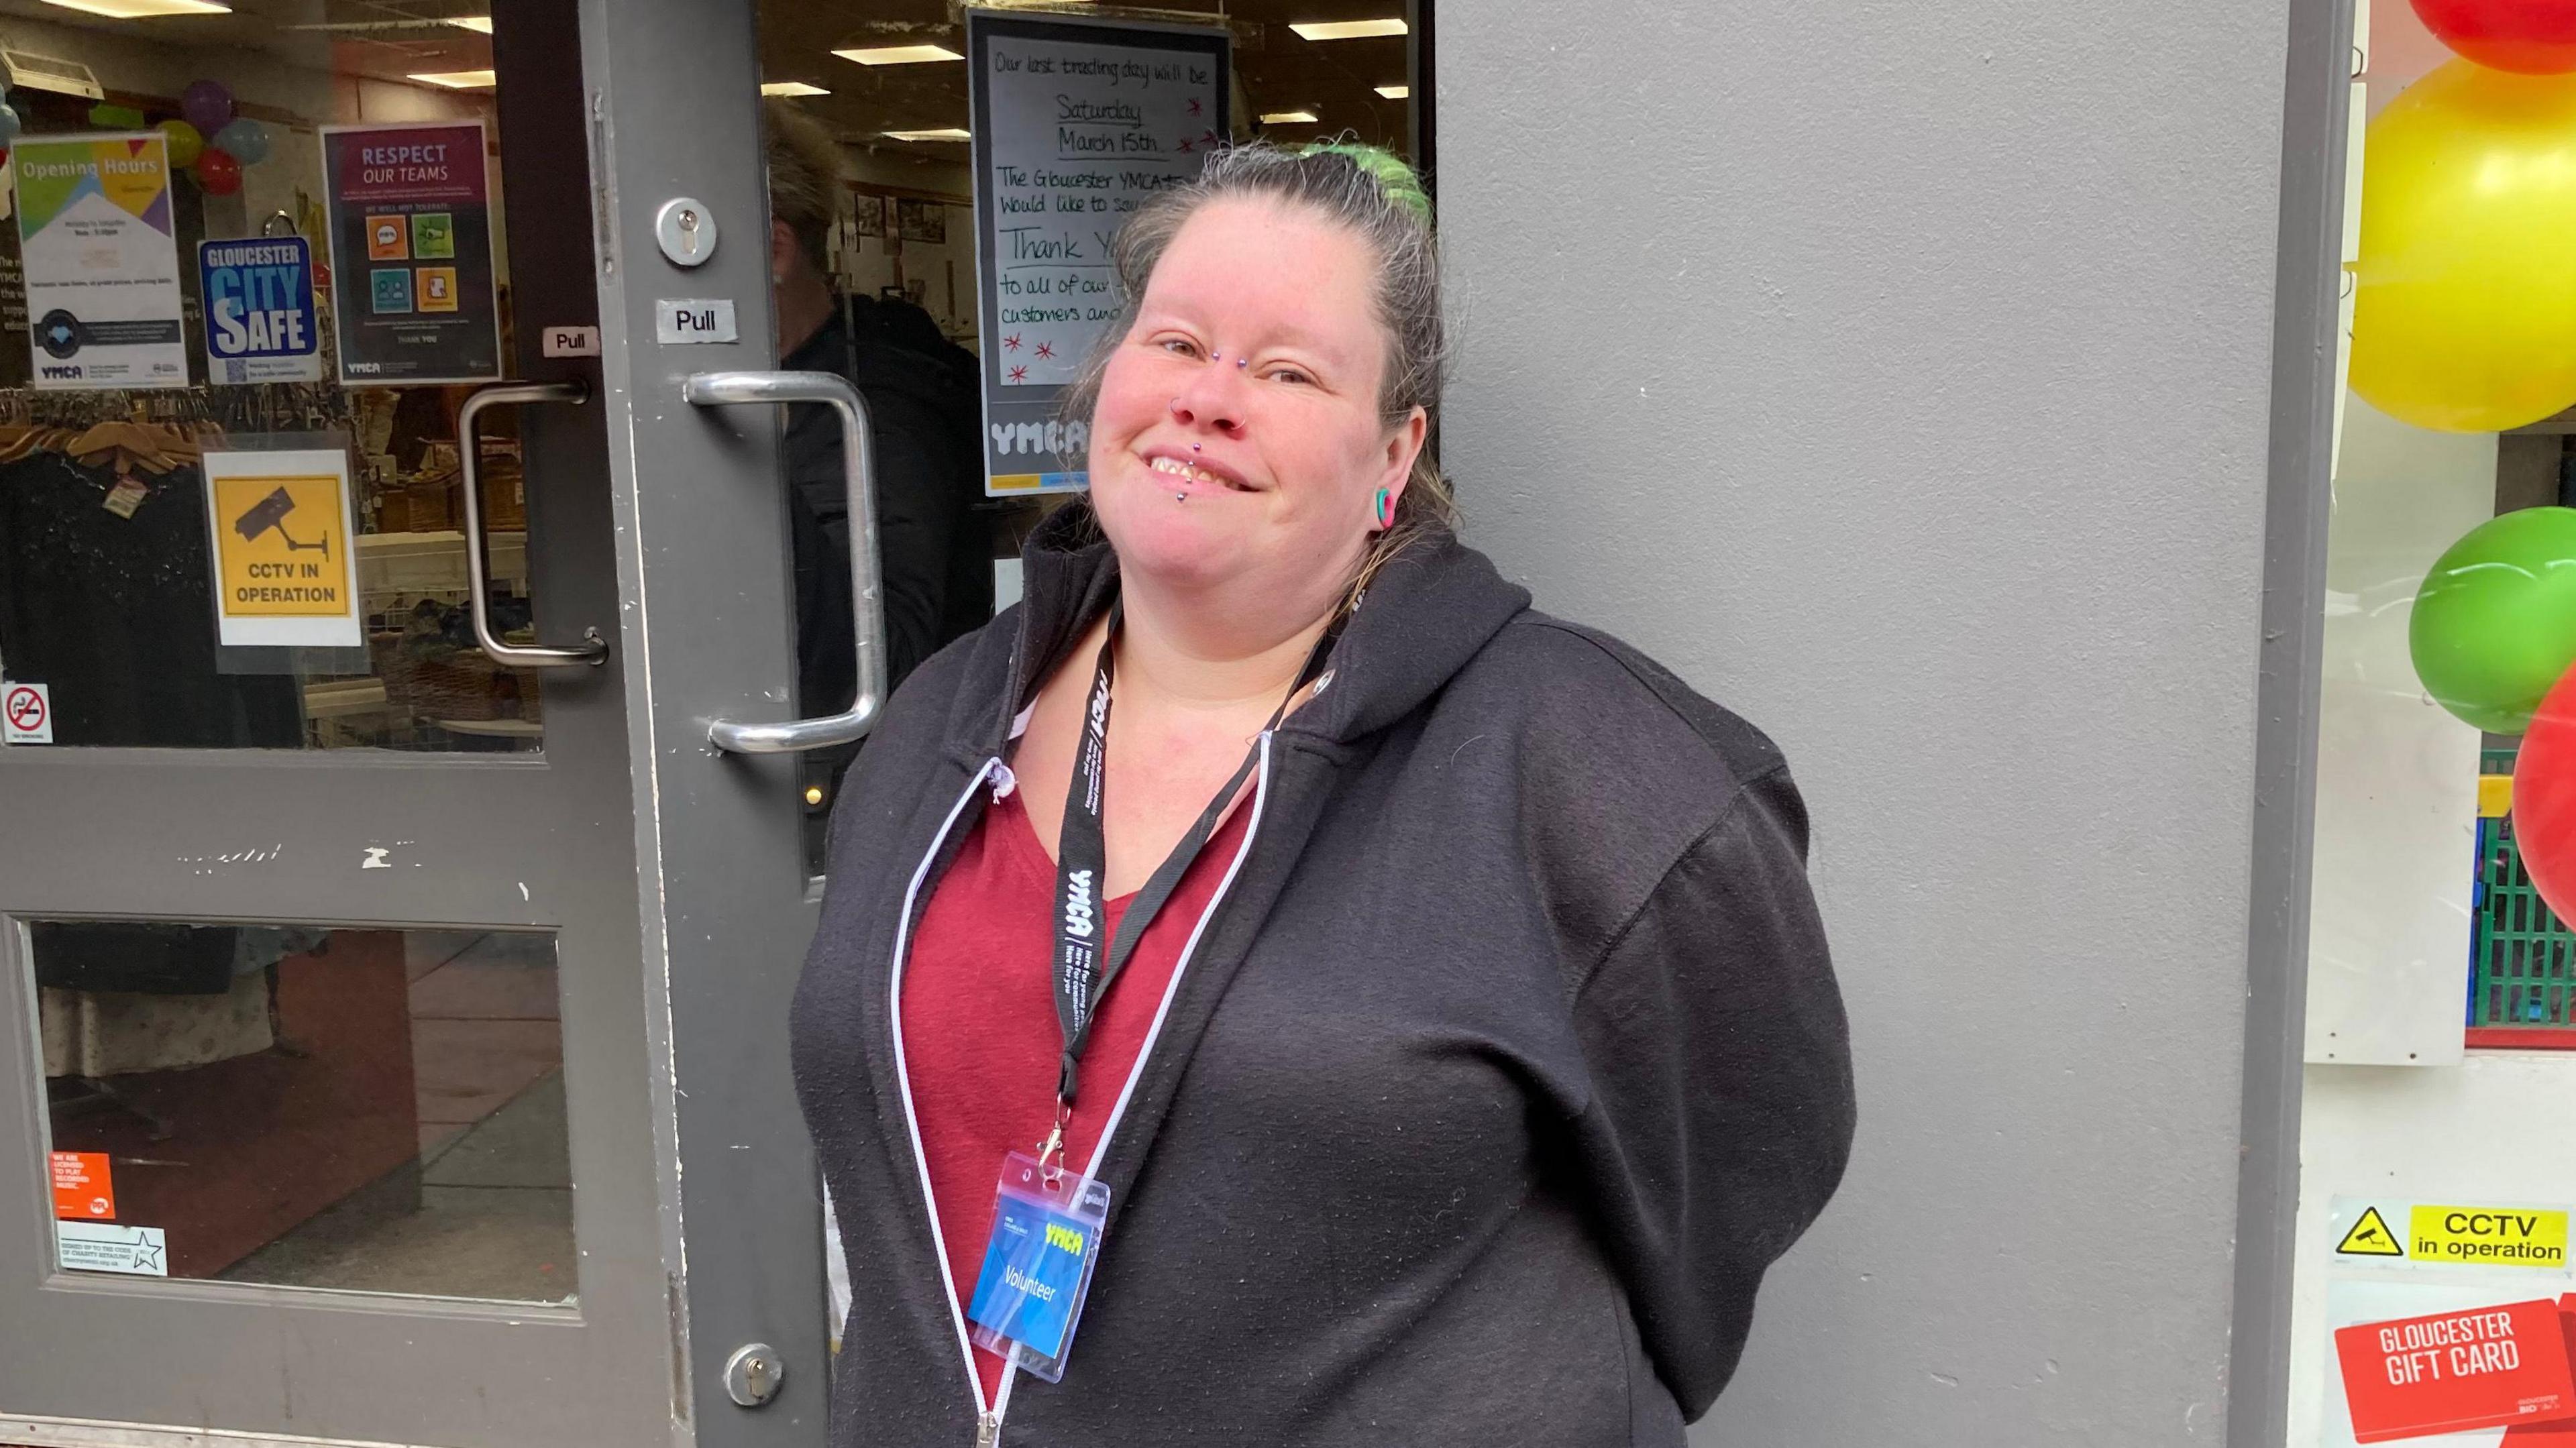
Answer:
[[0, 450, 301, 747]]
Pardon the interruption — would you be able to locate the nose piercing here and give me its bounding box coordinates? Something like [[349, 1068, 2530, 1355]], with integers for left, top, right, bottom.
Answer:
[[1191, 443, 1201, 453], [1169, 396, 1183, 416]]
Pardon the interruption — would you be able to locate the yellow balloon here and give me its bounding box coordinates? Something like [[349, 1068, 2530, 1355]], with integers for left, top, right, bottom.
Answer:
[[156, 118, 203, 170], [2354, 60, 2576, 433]]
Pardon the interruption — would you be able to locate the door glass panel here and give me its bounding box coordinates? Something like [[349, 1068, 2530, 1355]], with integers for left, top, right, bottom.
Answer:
[[25, 921, 573, 1306], [753, 0, 1426, 867], [0, 5, 559, 752]]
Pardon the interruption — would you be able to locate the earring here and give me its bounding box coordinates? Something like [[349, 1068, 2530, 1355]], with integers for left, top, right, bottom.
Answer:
[[1371, 488, 1396, 530]]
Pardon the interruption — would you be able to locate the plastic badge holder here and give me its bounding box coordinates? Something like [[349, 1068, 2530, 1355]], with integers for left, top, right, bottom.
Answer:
[[965, 1151, 1112, 1383]]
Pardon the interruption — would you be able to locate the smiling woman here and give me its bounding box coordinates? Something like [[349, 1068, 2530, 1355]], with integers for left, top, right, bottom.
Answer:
[[790, 142, 1856, 1447]]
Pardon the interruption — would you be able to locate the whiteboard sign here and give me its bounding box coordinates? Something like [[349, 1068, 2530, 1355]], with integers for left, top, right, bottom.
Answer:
[[967, 9, 1229, 496]]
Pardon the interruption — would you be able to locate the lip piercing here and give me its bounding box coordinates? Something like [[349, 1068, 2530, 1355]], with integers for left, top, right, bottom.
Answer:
[[1173, 492, 1188, 502]]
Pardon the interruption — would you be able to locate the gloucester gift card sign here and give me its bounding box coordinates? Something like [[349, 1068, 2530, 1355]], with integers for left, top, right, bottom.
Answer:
[[2322, 1196, 2576, 1445]]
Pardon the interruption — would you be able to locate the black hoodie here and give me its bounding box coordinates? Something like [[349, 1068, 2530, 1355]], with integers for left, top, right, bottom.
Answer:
[[791, 506, 1854, 1447]]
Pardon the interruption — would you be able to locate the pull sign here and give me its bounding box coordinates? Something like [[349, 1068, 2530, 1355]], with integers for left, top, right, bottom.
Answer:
[[541, 325, 600, 357], [655, 299, 738, 345]]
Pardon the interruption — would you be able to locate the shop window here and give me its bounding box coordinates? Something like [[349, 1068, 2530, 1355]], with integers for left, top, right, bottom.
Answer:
[[2310, 3, 2576, 1058], [25, 922, 574, 1305], [0, 8, 560, 753]]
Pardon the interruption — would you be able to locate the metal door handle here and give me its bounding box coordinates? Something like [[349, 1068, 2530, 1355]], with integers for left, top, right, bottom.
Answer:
[[457, 380, 608, 667], [682, 370, 886, 755]]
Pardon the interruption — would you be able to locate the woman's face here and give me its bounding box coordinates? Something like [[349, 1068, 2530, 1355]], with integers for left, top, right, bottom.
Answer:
[[1089, 198, 1425, 613]]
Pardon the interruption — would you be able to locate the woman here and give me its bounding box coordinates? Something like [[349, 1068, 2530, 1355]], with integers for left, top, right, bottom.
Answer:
[[792, 142, 1854, 1448]]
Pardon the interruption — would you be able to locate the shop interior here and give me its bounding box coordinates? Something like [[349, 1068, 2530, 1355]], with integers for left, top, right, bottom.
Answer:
[[0, 0, 1419, 1309]]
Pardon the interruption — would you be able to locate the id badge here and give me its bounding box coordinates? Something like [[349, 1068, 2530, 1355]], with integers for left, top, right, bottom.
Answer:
[[965, 1152, 1110, 1382]]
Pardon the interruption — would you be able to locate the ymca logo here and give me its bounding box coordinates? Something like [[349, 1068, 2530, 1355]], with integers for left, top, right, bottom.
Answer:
[[1063, 869, 1096, 940], [1044, 1223, 1085, 1257], [38, 365, 80, 380]]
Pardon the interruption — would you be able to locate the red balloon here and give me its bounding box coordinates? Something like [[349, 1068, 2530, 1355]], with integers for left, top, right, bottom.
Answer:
[[2513, 664, 2576, 921], [193, 148, 241, 196], [2412, 0, 2576, 74]]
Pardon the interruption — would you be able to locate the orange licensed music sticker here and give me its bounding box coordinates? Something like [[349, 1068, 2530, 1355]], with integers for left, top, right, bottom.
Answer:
[[48, 1151, 114, 1220]]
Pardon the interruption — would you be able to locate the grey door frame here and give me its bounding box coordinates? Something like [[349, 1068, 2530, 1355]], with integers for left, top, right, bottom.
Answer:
[[0, 1, 827, 1445]]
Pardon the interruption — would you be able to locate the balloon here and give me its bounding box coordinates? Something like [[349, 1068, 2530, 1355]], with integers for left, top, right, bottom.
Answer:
[[2511, 665, 2576, 922], [193, 148, 241, 197], [211, 117, 268, 166], [2414, 0, 2576, 75], [2351, 61, 2576, 433], [180, 78, 233, 137], [87, 103, 144, 130], [156, 119, 202, 169], [2411, 507, 2576, 732]]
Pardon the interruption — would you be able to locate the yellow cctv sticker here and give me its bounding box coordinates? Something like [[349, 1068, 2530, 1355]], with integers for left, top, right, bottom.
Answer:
[[201, 447, 362, 648], [2408, 1205, 2568, 1268], [2337, 1206, 2405, 1259]]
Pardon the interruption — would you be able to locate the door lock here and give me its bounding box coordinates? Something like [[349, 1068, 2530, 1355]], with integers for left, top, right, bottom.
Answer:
[[722, 1342, 784, 1407], [654, 197, 717, 267]]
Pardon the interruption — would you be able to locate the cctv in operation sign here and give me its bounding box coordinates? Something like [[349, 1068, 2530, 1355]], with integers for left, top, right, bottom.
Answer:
[[201, 447, 362, 648]]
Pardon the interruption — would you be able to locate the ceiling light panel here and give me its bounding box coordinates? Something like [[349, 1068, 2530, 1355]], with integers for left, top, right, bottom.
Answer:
[[883, 127, 971, 142], [761, 81, 830, 97], [447, 15, 492, 33], [1375, 84, 1409, 99], [1289, 19, 1406, 41], [409, 68, 497, 89], [1259, 110, 1320, 124], [40, 0, 230, 15], [835, 44, 963, 66]]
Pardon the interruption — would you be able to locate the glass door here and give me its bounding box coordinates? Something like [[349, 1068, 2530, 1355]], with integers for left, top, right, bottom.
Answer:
[[0, 1, 827, 1445]]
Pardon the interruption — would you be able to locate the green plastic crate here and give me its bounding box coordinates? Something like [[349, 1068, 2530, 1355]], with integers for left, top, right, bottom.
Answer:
[[2473, 747, 2576, 1032]]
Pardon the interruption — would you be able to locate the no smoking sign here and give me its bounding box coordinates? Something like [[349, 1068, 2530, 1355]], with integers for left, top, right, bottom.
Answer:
[[3, 681, 51, 744]]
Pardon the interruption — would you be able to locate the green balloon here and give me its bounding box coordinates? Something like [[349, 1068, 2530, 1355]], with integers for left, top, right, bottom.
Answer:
[[2412, 506, 2576, 734]]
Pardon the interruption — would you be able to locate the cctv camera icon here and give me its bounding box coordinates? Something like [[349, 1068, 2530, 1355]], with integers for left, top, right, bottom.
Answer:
[[232, 487, 329, 560]]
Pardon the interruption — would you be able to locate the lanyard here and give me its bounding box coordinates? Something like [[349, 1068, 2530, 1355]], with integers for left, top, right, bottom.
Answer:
[[1038, 604, 1334, 1171]]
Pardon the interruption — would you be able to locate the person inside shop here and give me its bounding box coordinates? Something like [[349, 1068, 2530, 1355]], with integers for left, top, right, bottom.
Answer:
[[789, 141, 1856, 1446], [763, 102, 989, 732]]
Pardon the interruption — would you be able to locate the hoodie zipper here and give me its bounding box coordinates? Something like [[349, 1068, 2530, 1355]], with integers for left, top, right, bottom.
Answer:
[[889, 737, 1279, 1446]]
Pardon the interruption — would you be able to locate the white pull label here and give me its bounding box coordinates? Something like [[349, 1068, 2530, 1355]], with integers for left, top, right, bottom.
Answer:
[[541, 325, 600, 357], [655, 299, 737, 344]]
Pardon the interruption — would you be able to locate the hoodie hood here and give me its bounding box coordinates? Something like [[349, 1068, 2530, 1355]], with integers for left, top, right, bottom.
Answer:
[[943, 502, 1533, 758]]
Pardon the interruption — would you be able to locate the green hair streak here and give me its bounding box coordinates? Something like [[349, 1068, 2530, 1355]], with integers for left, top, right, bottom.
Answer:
[[1297, 140, 1432, 223]]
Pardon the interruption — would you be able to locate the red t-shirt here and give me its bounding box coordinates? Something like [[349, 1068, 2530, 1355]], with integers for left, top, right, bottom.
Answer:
[[899, 776, 1253, 1403]]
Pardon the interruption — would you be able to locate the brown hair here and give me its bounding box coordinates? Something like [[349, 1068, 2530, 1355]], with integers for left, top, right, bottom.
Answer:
[[1061, 140, 1454, 602], [762, 100, 845, 272]]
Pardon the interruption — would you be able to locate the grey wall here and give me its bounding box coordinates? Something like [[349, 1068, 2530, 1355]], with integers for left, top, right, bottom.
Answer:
[[1438, 3, 2297, 1441]]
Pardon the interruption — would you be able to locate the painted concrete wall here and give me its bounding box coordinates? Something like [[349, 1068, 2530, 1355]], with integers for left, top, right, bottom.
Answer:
[[1437, 3, 2292, 1441]]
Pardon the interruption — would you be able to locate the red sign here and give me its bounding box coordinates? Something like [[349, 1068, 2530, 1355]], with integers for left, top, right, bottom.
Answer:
[[5, 683, 45, 732], [2339, 1299, 2576, 1443], [48, 1151, 113, 1219]]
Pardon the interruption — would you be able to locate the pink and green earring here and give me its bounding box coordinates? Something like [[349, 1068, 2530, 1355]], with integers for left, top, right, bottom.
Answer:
[[1371, 488, 1397, 531]]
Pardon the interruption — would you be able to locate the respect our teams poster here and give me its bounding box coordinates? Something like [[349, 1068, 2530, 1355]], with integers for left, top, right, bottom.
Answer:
[[319, 121, 500, 385]]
